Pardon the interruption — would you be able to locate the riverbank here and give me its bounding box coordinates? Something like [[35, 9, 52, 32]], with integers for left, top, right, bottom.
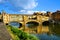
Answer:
[[6, 25, 39, 40], [0, 22, 12, 40]]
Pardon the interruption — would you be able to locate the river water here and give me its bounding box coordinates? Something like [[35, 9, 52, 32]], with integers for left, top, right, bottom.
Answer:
[[9, 22, 60, 40], [33, 33, 60, 40]]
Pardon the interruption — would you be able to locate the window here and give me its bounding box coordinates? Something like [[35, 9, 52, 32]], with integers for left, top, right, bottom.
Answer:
[[28, 16, 37, 20]]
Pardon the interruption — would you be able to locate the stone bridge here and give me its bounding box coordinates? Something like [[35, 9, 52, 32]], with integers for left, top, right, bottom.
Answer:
[[2, 12, 49, 34]]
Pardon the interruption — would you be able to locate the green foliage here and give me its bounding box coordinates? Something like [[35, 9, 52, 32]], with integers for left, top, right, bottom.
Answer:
[[14, 35, 20, 40], [7, 25, 39, 40]]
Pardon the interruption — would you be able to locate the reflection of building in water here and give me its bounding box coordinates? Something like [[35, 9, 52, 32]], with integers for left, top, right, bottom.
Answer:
[[42, 26, 49, 33]]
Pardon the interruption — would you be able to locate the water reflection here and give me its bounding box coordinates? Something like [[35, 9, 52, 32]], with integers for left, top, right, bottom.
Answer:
[[9, 22, 60, 40], [49, 23, 60, 36], [9, 22, 20, 28], [26, 21, 39, 28], [34, 33, 60, 40]]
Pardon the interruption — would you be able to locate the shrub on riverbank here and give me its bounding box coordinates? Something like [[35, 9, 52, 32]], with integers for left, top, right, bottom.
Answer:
[[6, 25, 39, 40]]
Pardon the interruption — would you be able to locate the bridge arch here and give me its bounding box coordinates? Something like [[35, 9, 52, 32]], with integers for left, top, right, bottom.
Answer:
[[26, 21, 39, 28], [0, 19, 3, 22], [9, 21, 22, 28], [42, 21, 50, 26]]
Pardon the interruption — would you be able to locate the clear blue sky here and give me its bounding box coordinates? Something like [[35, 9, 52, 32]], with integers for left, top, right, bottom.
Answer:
[[0, 0, 60, 14]]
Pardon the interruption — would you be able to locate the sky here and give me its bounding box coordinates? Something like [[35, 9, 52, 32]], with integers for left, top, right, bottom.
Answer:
[[0, 0, 60, 14]]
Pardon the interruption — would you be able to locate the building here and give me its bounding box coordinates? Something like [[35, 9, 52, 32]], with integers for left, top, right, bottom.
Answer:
[[51, 10, 60, 22]]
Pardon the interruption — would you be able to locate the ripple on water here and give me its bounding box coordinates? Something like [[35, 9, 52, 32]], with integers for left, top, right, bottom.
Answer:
[[32, 33, 60, 40]]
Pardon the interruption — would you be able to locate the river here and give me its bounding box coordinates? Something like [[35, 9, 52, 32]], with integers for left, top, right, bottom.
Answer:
[[9, 22, 60, 40]]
